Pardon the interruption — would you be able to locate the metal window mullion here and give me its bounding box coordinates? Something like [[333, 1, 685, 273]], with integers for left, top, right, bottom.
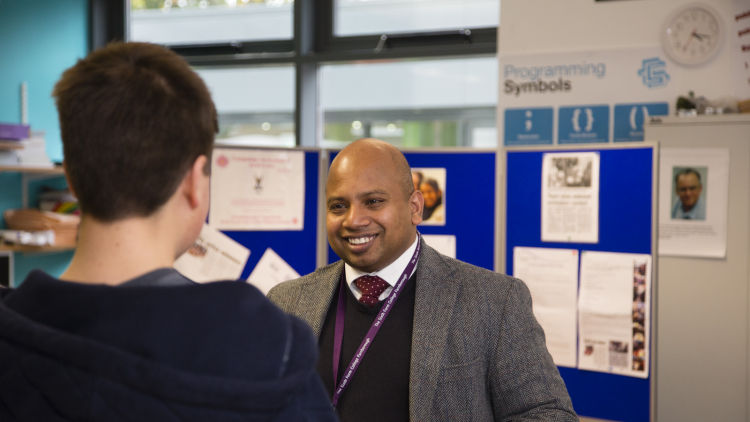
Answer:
[[295, 61, 320, 148], [294, 0, 320, 148]]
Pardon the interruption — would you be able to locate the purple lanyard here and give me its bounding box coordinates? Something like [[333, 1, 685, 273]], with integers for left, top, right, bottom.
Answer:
[[331, 234, 421, 409]]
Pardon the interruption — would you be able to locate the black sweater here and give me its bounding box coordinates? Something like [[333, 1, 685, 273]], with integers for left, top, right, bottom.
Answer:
[[317, 272, 417, 422]]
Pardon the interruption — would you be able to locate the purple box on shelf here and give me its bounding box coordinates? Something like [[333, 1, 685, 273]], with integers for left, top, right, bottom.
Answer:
[[0, 123, 30, 140]]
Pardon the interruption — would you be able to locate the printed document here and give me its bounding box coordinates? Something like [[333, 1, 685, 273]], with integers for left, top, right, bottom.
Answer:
[[658, 148, 729, 258], [578, 251, 651, 378], [513, 247, 579, 368], [247, 248, 301, 295], [174, 224, 250, 283], [422, 234, 456, 258], [541, 152, 600, 243]]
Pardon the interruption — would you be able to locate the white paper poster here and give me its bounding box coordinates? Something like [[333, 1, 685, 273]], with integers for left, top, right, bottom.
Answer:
[[658, 148, 729, 258], [513, 247, 579, 368], [209, 148, 305, 231], [578, 251, 651, 378], [422, 234, 456, 258], [174, 224, 251, 283], [499, 47, 679, 145], [541, 152, 600, 243], [247, 248, 301, 295], [732, 0, 750, 99]]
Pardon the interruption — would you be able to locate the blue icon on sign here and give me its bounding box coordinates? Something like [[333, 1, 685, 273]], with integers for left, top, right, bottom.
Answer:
[[558, 105, 609, 144], [504, 107, 553, 146], [638, 57, 670, 89], [614, 102, 669, 142]]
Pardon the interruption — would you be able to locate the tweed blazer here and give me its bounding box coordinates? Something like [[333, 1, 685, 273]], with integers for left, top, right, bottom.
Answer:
[[268, 240, 578, 422]]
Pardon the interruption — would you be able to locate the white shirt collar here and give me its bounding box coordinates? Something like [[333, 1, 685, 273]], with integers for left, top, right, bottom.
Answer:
[[345, 236, 419, 300]]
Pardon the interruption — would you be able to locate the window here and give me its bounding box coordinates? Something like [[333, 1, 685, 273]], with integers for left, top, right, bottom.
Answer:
[[130, 0, 293, 45], [334, 0, 499, 37], [321, 57, 497, 148], [102, 0, 500, 148], [196, 66, 296, 147]]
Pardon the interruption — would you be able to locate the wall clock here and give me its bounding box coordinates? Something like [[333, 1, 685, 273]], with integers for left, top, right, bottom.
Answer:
[[662, 3, 724, 67]]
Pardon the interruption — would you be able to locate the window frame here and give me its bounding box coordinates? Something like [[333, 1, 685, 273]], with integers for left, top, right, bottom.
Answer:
[[94, 0, 498, 147]]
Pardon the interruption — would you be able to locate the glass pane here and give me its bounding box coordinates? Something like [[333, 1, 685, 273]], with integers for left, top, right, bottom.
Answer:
[[335, 0, 499, 37], [130, 0, 293, 45], [321, 57, 497, 148], [196, 66, 296, 147]]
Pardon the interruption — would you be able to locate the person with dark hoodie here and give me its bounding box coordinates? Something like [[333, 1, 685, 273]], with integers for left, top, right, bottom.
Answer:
[[0, 42, 336, 422]]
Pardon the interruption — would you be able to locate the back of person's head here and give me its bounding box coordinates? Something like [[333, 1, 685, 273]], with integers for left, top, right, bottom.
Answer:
[[53, 42, 217, 222]]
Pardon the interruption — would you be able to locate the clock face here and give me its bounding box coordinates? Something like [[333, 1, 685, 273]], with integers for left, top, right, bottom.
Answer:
[[663, 4, 723, 66]]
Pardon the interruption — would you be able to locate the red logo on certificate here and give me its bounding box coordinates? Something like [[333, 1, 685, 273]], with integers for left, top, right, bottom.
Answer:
[[217, 155, 229, 168]]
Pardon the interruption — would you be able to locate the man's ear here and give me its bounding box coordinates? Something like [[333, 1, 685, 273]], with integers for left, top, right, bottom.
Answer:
[[183, 155, 209, 209], [410, 189, 424, 225], [62, 161, 78, 199]]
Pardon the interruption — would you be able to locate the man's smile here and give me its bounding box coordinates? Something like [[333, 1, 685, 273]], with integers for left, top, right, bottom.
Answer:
[[348, 236, 375, 245], [342, 234, 379, 252]]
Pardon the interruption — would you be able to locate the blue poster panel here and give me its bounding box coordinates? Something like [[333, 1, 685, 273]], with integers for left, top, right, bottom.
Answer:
[[505, 147, 654, 422], [558, 105, 610, 144], [614, 102, 669, 143], [504, 107, 554, 146], [327, 151, 496, 272]]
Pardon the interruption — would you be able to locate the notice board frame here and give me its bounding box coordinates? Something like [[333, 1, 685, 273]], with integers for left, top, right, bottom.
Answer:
[[210, 144, 326, 280], [498, 142, 659, 422], [324, 148, 501, 272]]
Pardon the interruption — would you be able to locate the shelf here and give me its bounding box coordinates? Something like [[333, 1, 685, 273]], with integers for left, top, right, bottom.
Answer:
[[0, 165, 63, 175], [0, 141, 25, 150], [0, 244, 75, 254]]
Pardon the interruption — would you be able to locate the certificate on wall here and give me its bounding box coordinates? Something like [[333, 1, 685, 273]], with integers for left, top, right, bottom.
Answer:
[[209, 148, 305, 231], [541, 152, 600, 243], [658, 148, 729, 258], [513, 247, 579, 368], [577, 251, 651, 379]]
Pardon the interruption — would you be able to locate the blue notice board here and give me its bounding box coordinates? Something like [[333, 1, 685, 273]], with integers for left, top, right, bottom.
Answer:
[[220, 149, 320, 280], [505, 146, 655, 422], [327, 150, 497, 271]]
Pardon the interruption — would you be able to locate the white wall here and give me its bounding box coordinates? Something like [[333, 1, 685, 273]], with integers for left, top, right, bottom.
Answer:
[[499, 0, 735, 100]]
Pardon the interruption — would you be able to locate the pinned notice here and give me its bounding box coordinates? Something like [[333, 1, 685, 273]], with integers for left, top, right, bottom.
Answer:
[[174, 224, 250, 283], [577, 251, 651, 379], [541, 152, 600, 243], [658, 148, 729, 258], [247, 248, 300, 295], [209, 148, 305, 231], [422, 235, 456, 258], [513, 247, 579, 368]]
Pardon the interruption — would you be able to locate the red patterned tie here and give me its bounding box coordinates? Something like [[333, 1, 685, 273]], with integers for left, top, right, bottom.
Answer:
[[354, 275, 390, 309]]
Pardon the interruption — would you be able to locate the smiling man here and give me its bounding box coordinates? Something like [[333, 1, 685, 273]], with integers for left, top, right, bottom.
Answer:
[[268, 138, 578, 422], [672, 168, 706, 220]]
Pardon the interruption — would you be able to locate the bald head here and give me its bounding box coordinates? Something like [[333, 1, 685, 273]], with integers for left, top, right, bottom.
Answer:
[[325, 138, 423, 272], [329, 138, 414, 200]]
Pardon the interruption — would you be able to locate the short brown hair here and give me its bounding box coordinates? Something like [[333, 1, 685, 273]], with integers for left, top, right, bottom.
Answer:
[[54, 42, 217, 222]]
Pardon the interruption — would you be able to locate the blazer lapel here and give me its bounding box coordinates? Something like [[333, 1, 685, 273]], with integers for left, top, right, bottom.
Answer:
[[293, 262, 343, 339], [409, 241, 460, 418]]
